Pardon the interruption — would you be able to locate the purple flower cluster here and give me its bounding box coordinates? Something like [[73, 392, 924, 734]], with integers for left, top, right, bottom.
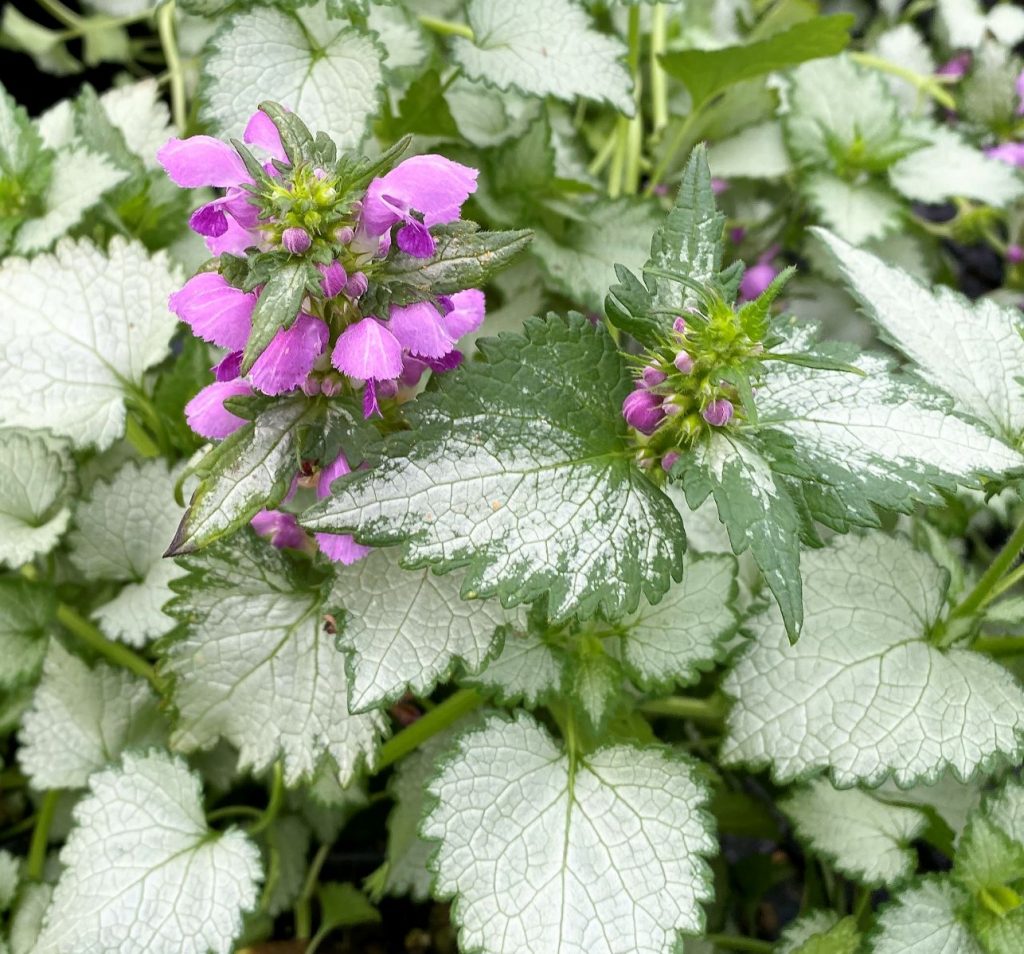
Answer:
[[158, 111, 485, 437]]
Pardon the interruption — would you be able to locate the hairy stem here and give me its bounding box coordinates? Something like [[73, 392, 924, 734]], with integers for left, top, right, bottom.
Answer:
[[374, 689, 482, 772]]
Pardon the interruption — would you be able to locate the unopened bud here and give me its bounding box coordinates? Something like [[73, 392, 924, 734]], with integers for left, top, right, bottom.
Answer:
[[672, 316, 687, 334], [641, 365, 667, 388], [344, 271, 368, 298], [335, 226, 355, 244], [622, 389, 665, 435], [702, 398, 734, 427], [318, 261, 347, 298], [674, 352, 694, 374], [282, 227, 311, 254], [301, 375, 321, 397], [1009, 244, 1024, 265], [661, 451, 681, 472]]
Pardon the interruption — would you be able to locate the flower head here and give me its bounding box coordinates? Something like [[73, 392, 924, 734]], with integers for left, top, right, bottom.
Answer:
[[703, 398, 734, 427], [622, 389, 665, 435], [739, 246, 781, 302], [282, 226, 312, 254]]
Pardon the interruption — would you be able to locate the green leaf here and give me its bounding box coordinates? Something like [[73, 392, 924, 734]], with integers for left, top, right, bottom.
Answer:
[[873, 878, 982, 954], [333, 548, 516, 712], [464, 625, 565, 707], [168, 397, 315, 556], [0, 239, 180, 450], [660, 14, 854, 110], [0, 577, 54, 690], [791, 917, 861, 954], [618, 553, 738, 692], [0, 78, 51, 209], [317, 882, 380, 931], [302, 315, 685, 622], [423, 713, 716, 954], [568, 642, 623, 735], [202, 8, 384, 147], [783, 778, 928, 885], [722, 533, 1024, 786], [0, 850, 17, 912], [451, 0, 633, 114], [778, 911, 841, 954], [814, 228, 1024, 444], [17, 644, 166, 790], [379, 223, 533, 300], [165, 535, 384, 786], [67, 460, 186, 645], [955, 779, 1024, 896], [240, 261, 316, 373], [0, 428, 74, 568], [34, 752, 261, 954]]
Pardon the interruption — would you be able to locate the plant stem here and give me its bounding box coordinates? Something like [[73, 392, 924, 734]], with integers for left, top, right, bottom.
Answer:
[[649, 4, 669, 136], [157, 1, 187, 133], [56, 603, 164, 693], [206, 805, 263, 823], [26, 791, 60, 881], [638, 694, 728, 724], [36, 0, 80, 28], [952, 514, 1024, 619], [248, 762, 285, 836], [374, 689, 482, 773], [418, 14, 475, 41], [124, 414, 161, 458], [705, 935, 773, 953], [849, 51, 956, 110], [56, 9, 152, 40], [645, 107, 702, 196], [294, 842, 331, 938]]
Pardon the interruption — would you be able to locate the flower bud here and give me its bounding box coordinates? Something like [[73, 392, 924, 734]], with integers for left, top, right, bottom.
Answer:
[[344, 271, 368, 299], [622, 389, 665, 435], [301, 375, 321, 397], [318, 260, 347, 298], [661, 451, 681, 472], [702, 398, 734, 427], [663, 398, 685, 416], [1009, 244, 1024, 265], [320, 375, 343, 398], [641, 365, 667, 388], [674, 351, 694, 374], [335, 226, 355, 244], [739, 261, 778, 302], [282, 227, 311, 254], [672, 316, 687, 334]]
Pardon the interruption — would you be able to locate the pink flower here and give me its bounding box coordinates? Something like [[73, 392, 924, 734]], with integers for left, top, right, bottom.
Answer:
[[332, 316, 404, 381], [318, 261, 347, 298], [314, 454, 371, 565], [243, 110, 287, 160], [251, 509, 308, 550], [674, 352, 694, 374], [388, 300, 455, 359], [438, 289, 485, 339], [168, 273, 256, 351], [703, 398, 734, 427], [622, 389, 664, 434], [1017, 69, 1024, 115], [985, 142, 1024, 167], [249, 314, 329, 396], [360, 155, 478, 258], [739, 246, 781, 302], [936, 52, 971, 80], [185, 379, 253, 439]]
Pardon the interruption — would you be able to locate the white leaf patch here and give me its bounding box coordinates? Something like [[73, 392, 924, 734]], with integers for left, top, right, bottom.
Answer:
[[0, 238, 180, 450], [814, 228, 1024, 442], [424, 713, 716, 954], [165, 538, 384, 786], [872, 879, 983, 954], [17, 643, 165, 790], [722, 533, 1024, 786], [34, 751, 261, 954], [335, 549, 514, 712], [783, 778, 927, 885], [202, 7, 383, 148], [452, 0, 633, 114], [466, 627, 565, 706], [619, 554, 738, 692], [68, 459, 186, 645], [0, 429, 74, 568]]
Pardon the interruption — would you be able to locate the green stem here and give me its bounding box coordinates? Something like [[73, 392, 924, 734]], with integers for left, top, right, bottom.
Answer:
[[157, 2, 187, 133], [704, 935, 773, 953], [952, 514, 1024, 619], [56, 603, 164, 693], [374, 689, 482, 773], [607, 117, 629, 198], [588, 132, 619, 177], [35, 0, 80, 28], [247, 762, 285, 836], [849, 51, 956, 111], [649, 4, 669, 136], [124, 414, 161, 458], [26, 791, 60, 881], [206, 805, 263, 823], [972, 635, 1024, 656], [645, 107, 703, 196], [418, 14, 475, 41], [638, 694, 728, 724], [56, 9, 152, 40], [294, 842, 331, 939], [989, 561, 1024, 601]]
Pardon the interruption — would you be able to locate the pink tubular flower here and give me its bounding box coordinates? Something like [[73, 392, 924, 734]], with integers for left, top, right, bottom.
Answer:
[[703, 398, 734, 427], [623, 389, 664, 434], [318, 261, 347, 298], [985, 142, 1024, 167], [388, 300, 455, 359], [249, 314, 329, 396], [332, 316, 404, 381], [360, 155, 478, 258], [739, 246, 781, 302], [168, 273, 256, 351], [674, 352, 694, 374], [641, 365, 667, 388], [936, 52, 971, 80], [661, 451, 681, 472], [314, 454, 371, 564], [185, 379, 253, 439], [251, 509, 308, 550], [438, 289, 485, 339], [1009, 244, 1024, 264]]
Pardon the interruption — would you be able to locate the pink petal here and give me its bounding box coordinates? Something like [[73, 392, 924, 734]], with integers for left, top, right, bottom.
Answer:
[[206, 215, 259, 256], [169, 273, 256, 351], [440, 289, 485, 339], [315, 532, 371, 565], [249, 314, 329, 396], [243, 110, 287, 161], [361, 155, 478, 236], [317, 453, 352, 498], [252, 509, 308, 550], [157, 136, 248, 188], [184, 380, 252, 439], [331, 317, 404, 380], [189, 202, 229, 237], [222, 186, 261, 229], [388, 300, 455, 359]]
